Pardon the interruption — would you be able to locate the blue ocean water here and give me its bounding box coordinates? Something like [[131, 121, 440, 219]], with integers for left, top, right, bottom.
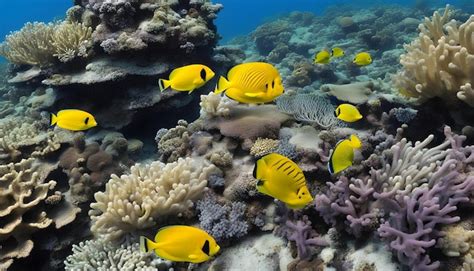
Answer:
[[0, 0, 470, 44]]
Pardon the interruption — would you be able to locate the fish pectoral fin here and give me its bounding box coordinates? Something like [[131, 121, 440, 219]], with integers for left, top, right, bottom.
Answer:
[[189, 254, 199, 260], [256, 180, 271, 195], [193, 78, 204, 85], [244, 92, 265, 98]]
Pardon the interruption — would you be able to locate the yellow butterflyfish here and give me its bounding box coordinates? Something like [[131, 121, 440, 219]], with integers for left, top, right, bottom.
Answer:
[[353, 52, 372, 66], [335, 104, 363, 122], [314, 50, 331, 64], [50, 109, 97, 131], [140, 225, 220, 264], [214, 62, 284, 104], [159, 64, 215, 94], [253, 153, 313, 209], [328, 134, 362, 174]]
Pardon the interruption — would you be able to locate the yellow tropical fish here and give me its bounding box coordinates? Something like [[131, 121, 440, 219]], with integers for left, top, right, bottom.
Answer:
[[159, 64, 215, 94], [140, 225, 220, 264], [328, 134, 362, 174], [353, 52, 372, 66], [50, 109, 97, 131], [314, 50, 331, 64], [253, 153, 313, 209], [214, 62, 284, 104], [331, 47, 345, 58], [335, 104, 362, 122]]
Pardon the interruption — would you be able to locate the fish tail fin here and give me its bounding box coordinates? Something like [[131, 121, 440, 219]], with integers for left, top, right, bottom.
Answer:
[[140, 236, 159, 253], [214, 76, 230, 94], [349, 134, 362, 149], [50, 113, 57, 126], [158, 79, 171, 92]]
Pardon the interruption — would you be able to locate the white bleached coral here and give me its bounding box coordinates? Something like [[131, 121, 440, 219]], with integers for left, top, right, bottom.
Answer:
[[64, 238, 173, 271], [394, 6, 474, 106], [89, 157, 219, 241]]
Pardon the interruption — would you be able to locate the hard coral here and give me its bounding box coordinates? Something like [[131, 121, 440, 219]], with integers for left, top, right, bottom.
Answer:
[[394, 6, 474, 106], [89, 157, 218, 241]]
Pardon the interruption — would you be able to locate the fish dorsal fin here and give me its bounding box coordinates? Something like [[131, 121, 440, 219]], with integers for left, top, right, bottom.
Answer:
[[200, 68, 207, 81], [202, 240, 210, 256], [349, 134, 361, 149]]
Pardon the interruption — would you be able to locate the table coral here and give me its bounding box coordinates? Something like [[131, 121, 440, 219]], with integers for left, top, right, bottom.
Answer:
[[89, 157, 218, 241]]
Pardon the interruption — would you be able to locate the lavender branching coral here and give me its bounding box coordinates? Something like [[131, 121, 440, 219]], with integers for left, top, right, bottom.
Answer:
[[315, 126, 474, 270]]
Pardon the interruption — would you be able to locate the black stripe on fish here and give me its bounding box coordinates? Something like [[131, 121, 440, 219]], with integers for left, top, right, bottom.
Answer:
[[277, 161, 289, 170], [202, 240, 210, 256], [200, 68, 207, 81], [272, 158, 285, 168], [283, 165, 292, 173], [84, 117, 89, 125], [271, 80, 275, 89], [265, 83, 269, 90], [334, 107, 340, 118], [257, 179, 264, 186], [253, 160, 258, 178], [159, 79, 165, 90], [287, 168, 295, 175]]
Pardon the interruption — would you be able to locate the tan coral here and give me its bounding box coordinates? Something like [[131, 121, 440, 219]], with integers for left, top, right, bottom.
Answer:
[[0, 158, 79, 269], [199, 92, 237, 119], [51, 22, 93, 63], [394, 6, 474, 106], [89, 157, 219, 241]]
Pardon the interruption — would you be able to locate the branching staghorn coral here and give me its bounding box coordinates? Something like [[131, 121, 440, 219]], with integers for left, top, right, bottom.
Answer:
[[52, 22, 93, 62], [89, 157, 219, 241], [0, 22, 56, 66], [394, 6, 474, 106], [0, 21, 93, 66], [64, 238, 172, 271]]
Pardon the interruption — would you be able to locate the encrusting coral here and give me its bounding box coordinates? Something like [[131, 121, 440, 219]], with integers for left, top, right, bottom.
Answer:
[[89, 157, 219, 241], [394, 6, 474, 106]]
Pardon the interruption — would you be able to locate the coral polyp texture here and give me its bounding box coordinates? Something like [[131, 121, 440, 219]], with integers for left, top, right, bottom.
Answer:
[[89, 157, 218, 241], [394, 6, 474, 106]]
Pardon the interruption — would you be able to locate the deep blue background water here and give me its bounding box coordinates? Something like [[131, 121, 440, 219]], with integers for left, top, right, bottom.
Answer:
[[0, 0, 471, 45]]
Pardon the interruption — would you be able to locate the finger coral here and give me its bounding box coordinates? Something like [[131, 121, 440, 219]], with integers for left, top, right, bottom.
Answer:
[[394, 6, 474, 106], [89, 157, 218, 241]]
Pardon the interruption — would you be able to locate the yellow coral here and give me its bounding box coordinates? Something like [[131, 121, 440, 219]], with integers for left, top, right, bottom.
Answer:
[[250, 138, 279, 157]]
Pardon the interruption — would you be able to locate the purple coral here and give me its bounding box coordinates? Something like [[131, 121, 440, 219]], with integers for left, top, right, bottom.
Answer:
[[378, 159, 474, 270], [196, 193, 249, 242], [314, 176, 379, 237], [274, 206, 328, 259]]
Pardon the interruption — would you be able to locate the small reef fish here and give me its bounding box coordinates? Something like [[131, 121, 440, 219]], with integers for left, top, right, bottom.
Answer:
[[214, 62, 284, 104], [314, 50, 331, 64], [50, 109, 97, 131], [159, 64, 215, 94], [331, 47, 345, 58], [253, 153, 313, 209], [328, 134, 362, 174], [335, 104, 362, 122], [353, 52, 372, 66], [140, 225, 220, 263]]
